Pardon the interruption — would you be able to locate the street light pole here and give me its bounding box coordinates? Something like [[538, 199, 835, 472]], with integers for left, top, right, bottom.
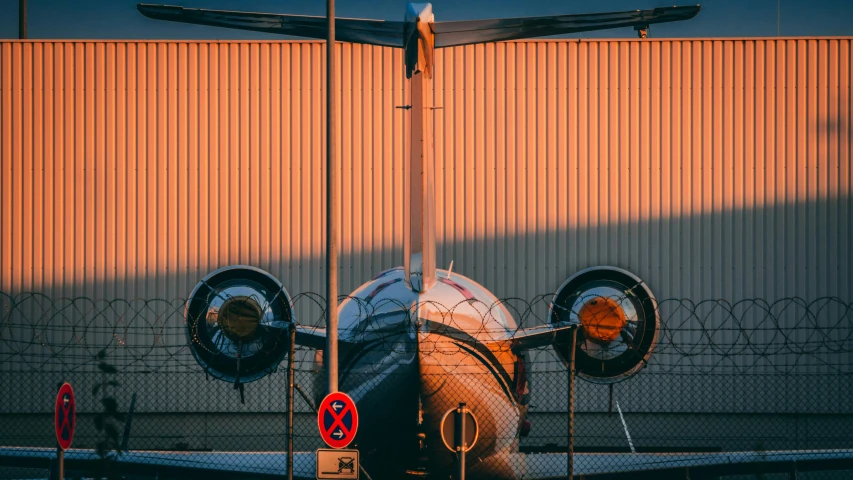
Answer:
[[325, 0, 339, 394], [19, 0, 27, 39]]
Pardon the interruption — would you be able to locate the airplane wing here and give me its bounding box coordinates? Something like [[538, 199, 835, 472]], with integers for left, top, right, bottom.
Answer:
[[136, 4, 404, 47], [0, 447, 316, 480], [432, 6, 701, 47], [5, 447, 852, 479], [487, 450, 853, 478]]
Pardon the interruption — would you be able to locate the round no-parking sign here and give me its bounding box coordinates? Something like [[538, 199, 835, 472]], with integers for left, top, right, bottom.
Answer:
[[317, 392, 359, 449], [55, 383, 76, 451]]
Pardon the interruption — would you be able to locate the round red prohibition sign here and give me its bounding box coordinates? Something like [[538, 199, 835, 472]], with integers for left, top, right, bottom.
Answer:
[[317, 392, 359, 449], [55, 382, 76, 451]]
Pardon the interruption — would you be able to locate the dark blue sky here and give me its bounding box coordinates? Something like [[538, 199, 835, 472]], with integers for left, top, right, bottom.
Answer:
[[2, 0, 852, 39]]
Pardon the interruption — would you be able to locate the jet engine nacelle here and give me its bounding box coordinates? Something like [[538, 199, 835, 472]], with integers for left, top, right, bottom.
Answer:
[[185, 266, 294, 384], [550, 267, 660, 384]]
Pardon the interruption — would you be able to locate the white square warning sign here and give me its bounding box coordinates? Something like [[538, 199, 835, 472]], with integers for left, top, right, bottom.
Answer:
[[316, 448, 359, 480]]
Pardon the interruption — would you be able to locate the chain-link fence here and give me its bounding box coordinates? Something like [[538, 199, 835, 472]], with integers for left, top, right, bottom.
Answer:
[[1, 292, 852, 479]]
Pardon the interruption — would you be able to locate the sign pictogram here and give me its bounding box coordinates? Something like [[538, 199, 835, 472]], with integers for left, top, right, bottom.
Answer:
[[55, 382, 76, 451], [316, 449, 359, 480], [318, 392, 359, 449]]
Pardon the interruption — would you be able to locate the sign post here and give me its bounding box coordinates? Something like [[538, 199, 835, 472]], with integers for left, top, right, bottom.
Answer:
[[55, 382, 76, 479], [325, 0, 339, 397]]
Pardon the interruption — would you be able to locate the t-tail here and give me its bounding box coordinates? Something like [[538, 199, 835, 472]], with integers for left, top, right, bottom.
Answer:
[[136, 1, 702, 294]]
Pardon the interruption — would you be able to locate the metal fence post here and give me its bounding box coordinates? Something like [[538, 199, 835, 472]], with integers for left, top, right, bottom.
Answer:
[[287, 327, 296, 480], [456, 402, 467, 480], [567, 326, 577, 480]]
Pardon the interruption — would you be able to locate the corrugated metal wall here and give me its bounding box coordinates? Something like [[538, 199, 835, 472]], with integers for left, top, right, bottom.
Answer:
[[1, 39, 851, 303], [1, 39, 851, 418]]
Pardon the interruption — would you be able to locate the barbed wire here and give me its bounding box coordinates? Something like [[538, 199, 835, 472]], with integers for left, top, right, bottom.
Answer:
[[2, 292, 853, 479], [1, 292, 852, 375]]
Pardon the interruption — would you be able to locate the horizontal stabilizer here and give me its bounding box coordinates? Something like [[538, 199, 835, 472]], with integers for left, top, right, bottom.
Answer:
[[138, 4, 700, 48], [433, 6, 701, 47], [137, 4, 405, 47]]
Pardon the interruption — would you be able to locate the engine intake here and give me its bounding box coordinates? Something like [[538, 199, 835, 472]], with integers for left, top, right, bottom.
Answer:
[[185, 266, 294, 384], [550, 266, 659, 384]]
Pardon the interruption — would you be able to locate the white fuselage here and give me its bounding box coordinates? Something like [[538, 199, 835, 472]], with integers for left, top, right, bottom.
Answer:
[[335, 267, 527, 477]]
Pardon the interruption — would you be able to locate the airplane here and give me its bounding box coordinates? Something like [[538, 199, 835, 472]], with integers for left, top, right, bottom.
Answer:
[[3, 2, 853, 479]]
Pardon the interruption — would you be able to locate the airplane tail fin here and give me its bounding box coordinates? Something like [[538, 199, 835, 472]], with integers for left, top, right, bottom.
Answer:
[[403, 71, 437, 293], [432, 6, 701, 47]]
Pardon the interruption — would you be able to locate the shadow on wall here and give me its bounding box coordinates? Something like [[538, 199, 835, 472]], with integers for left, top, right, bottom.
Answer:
[[1, 195, 850, 307]]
